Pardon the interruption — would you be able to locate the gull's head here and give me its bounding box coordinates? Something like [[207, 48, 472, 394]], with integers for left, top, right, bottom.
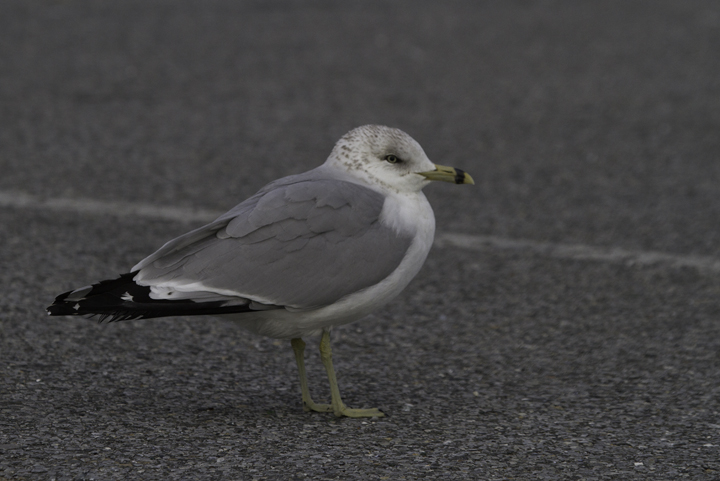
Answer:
[[324, 125, 474, 193]]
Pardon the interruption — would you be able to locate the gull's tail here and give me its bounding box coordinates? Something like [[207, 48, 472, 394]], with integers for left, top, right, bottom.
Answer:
[[46, 273, 256, 322]]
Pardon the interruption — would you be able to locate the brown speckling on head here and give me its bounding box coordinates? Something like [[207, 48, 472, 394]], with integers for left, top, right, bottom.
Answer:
[[330, 125, 423, 166], [323, 125, 432, 193]]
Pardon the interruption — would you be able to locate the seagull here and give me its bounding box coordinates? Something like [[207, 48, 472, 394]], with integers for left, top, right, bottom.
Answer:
[[47, 125, 474, 418]]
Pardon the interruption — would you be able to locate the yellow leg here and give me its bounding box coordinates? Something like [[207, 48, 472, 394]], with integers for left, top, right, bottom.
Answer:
[[318, 329, 385, 418], [290, 338, 332, 413]]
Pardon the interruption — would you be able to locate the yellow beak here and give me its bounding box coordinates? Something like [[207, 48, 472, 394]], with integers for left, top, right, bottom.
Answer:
[[418, 164, 475, 185]]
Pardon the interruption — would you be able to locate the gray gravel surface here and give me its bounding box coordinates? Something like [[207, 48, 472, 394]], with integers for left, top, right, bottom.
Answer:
[[2, 1, 720, 479]]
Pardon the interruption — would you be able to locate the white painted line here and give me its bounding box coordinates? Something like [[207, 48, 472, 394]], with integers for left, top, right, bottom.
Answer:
[[2, 190, 719, 274], [0, 190, 222, 224], [435, 233, 720, 274]]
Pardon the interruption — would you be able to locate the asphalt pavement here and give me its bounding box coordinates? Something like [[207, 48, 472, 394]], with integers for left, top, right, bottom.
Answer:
[[2, 1, 720, 479]]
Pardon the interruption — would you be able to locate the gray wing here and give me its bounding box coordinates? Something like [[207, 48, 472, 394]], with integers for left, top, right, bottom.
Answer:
[[133, 172, 414, 310]]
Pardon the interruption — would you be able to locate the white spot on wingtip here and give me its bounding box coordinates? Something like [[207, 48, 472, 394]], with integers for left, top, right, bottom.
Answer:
[[73, 303, 81, 310], [120, 292, 134, 302]]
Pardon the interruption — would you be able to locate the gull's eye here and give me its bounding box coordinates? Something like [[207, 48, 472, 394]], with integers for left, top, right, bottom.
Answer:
[[384, 154, 400, 164]]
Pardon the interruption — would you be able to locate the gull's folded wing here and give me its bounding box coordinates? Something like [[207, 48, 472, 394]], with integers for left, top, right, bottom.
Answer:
[[133, 170, 414, 310]]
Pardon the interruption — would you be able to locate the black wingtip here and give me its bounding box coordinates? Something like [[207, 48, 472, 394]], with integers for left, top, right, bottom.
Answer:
[[46, 304, 76, 317], [46, 272, 263, 322]]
